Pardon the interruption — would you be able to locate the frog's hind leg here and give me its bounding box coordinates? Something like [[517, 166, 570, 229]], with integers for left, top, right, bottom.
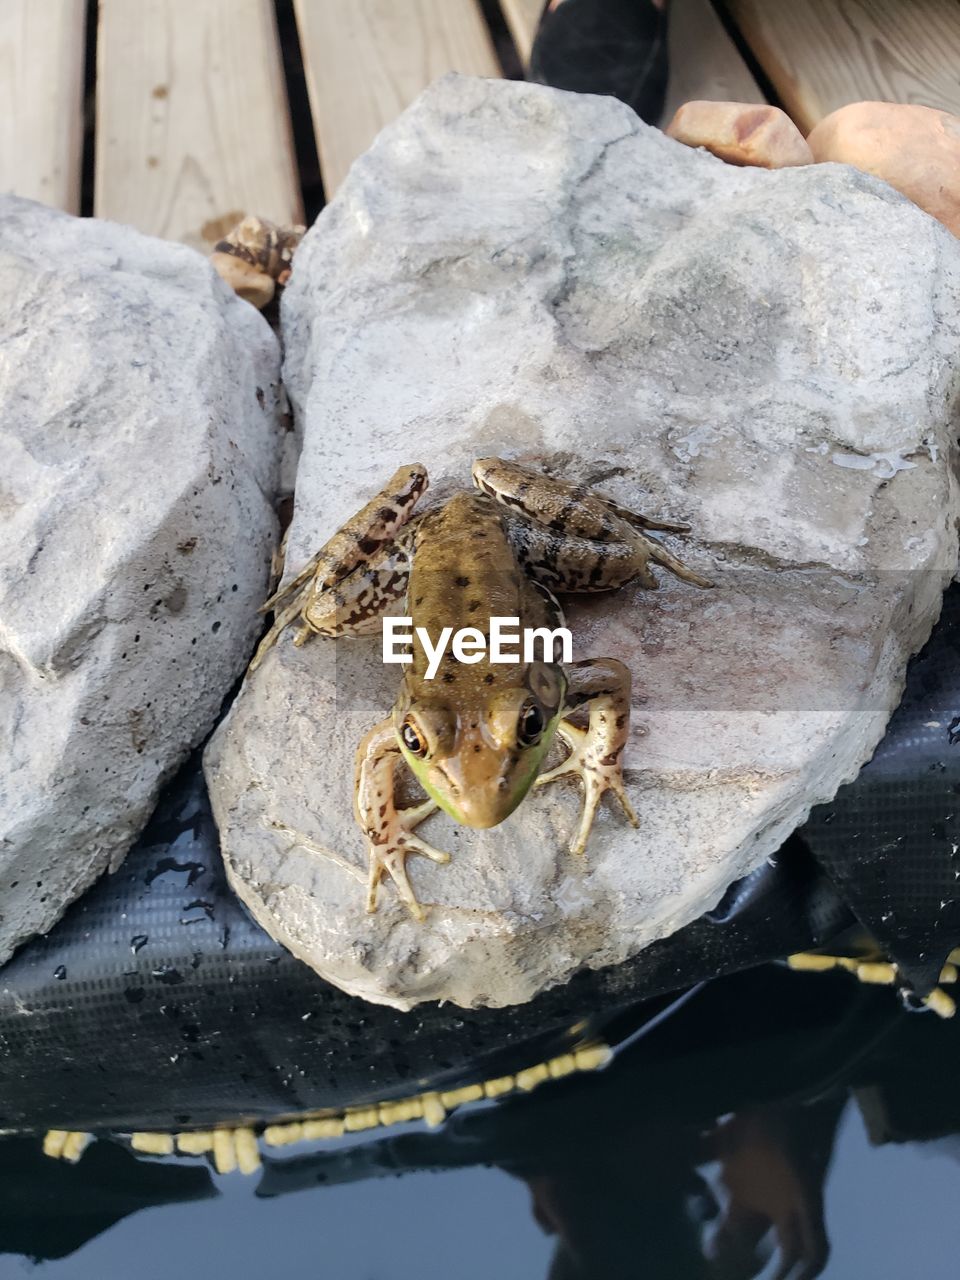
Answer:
[[250, 543, 414, 670], [536, 658, 639, 856], [261, 461, 427, 613], [472, 457, 712, 591], [301, 462, 428, 593], [249, 463, 428, 670], [355, 720, 451, 921]]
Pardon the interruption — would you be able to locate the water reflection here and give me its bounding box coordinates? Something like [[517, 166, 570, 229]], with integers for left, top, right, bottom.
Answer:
[[4, 965, 960, 1278]]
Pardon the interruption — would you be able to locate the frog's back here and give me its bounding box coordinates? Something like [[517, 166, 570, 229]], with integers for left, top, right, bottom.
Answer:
[[409, 492, 524, 638]]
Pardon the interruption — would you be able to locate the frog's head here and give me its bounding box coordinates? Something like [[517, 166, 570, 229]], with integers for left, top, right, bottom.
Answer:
[[394, 663, 566, 829]]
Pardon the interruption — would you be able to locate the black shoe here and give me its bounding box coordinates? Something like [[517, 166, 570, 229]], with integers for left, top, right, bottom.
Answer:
[[529, 0, 669, 125]]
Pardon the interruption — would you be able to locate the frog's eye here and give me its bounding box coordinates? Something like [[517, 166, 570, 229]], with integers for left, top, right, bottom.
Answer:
[[517, 700, 545, 748], [401, 718, 429, 759]]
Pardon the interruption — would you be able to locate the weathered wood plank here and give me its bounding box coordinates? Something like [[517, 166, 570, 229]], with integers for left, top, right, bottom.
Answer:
[[662, 0, 765, 124], [96, 0, 302, 251], [294, 0, 501, 196], [499, 0, 544, 63], [725, 0, 960, 133], [0, 0, 87, 213]]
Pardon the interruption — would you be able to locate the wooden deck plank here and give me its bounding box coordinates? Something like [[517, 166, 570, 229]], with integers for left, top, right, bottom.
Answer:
[[95, 0, 302, 251], [725, 0, 960, 133], [499, 0, 544, 63], [294, 0, 502, 196], [662, 0, 765, 124], [0, 0, 87, 214]]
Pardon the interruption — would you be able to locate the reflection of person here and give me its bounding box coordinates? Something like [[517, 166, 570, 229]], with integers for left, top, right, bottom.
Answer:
[[530, 0, 671, 125], [703, 1104, 838, 1280], [522, 1098, 842, 1280], [522, 1090, 842, 1280], [492, 1032, 845, 1280], [254, 966, 960, 1280], [520, 964, 960, 1279]]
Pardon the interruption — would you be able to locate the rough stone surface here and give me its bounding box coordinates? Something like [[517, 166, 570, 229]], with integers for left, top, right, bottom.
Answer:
[[0, 196, 283, 965], [666, 100, 813, 168], [205, 76, 960, 1011], [807, 101, 960, 240]]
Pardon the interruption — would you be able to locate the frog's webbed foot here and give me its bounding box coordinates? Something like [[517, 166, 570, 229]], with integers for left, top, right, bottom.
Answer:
[[535, 658, 639, 856], [537, 719, 639, 855], [625, 525, 714, 591], [249, 579, 315, 670], [596, 500, 691, 535], [365, 817, 450, 923], [356, 721, 451, 922]]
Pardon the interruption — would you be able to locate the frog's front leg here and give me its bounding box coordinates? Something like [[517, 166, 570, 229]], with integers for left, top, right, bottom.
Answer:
[[536, 658, 639, 855], [355, 719, 452, 921]]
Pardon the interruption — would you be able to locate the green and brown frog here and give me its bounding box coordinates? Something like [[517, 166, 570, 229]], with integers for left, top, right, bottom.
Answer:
[[251, 459, 711, 920]]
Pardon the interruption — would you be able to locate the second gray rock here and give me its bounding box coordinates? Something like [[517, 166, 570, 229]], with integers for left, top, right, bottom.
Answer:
[[205, 76, 960, 1010]]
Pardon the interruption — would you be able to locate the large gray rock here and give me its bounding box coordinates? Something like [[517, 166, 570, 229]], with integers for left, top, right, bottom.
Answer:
[[205, 76, 960, 1011], [0, 196, 283, 964]]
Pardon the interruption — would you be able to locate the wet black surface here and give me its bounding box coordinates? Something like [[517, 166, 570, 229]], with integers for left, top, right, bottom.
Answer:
[[0, 758, 843, 1133], [803, 595, 960, 992]]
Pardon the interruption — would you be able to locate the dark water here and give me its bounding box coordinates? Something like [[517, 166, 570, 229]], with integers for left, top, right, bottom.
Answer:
[[4, 1112, 956, 1280], [3, 968, 960, 1280]]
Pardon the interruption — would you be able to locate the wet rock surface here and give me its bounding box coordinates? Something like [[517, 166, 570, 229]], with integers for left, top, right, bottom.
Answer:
[[205, 76, 960, 1010], [0, 196, 283, 964]]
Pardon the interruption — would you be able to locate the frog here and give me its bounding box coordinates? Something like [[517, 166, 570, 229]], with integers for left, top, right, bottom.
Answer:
[[251, 458, 711, 920]]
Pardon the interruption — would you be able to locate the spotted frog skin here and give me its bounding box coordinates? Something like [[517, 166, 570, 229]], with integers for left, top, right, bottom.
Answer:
[[252, 459, 711, 920]]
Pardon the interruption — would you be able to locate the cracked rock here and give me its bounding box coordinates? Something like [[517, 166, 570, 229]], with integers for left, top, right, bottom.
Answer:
[[0, 196, 283, 965], [205, 75, 960, 1011]]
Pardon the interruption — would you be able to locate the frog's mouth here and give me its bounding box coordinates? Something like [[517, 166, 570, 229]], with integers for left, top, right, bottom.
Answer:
[[430, 774, 526, 830], [400, 721, 559, 830]]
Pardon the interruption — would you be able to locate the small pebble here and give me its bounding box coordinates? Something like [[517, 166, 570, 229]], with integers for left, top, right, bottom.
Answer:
[[666, 101, 813, 169], [807, 102, 960, 240]]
